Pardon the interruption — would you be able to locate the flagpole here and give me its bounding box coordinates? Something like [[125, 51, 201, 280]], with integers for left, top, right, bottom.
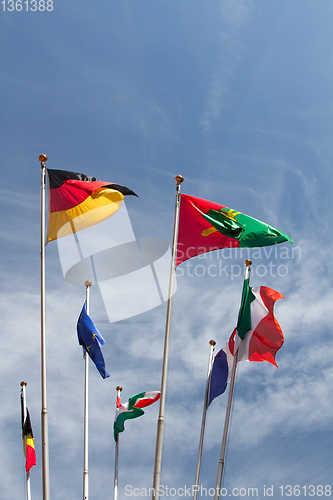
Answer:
[[193, 340, 216, 500], [83, 280, 92, 500], [20, 381, 32, 500], [213, 260, 252, 500], [152, 175, 184, 500], [39, 154, 50, 500], [114, 386, 122, 500]]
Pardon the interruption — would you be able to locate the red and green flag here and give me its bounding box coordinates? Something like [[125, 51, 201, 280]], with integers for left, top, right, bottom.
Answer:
[[46, 168, 137, 242], [176, 194, 293, 265], [113, 391, 160, 440]]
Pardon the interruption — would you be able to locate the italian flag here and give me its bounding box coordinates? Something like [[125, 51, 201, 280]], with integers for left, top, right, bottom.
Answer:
[[113, 391, 160, 440], [176, 194, 293, 265], [232, 280, 284, 364], [209, 281, 284, 405]]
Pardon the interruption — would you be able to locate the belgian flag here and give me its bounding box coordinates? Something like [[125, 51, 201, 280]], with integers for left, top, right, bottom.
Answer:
[[46, 169, 137, 242], [21, 406, 36, 473]]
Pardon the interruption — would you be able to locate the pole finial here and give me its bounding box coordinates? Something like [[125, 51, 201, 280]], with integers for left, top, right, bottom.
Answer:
[[84, 280, 92, 288], [20, 381, 27, 387], [209, 340, 216, 346], [175, 175, 184, 184], [244, 259, 252, 280], [116, 386, 123, 392], [38, 154, 48, 163]]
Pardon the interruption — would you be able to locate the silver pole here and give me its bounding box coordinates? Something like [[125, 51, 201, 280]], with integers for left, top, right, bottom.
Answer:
[[213, 349, 238, 500], [152, 175, 184, 500], [83, 281, 92, 500], [193, 340, 216, 500], [39, 154, 50, 500], [20, 381, 32, 500], [213, 260, 252, 500], [114, 386, 123, 500]]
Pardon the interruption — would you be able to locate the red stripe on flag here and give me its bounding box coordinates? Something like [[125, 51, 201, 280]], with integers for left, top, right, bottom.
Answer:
[[132, 393, 161, 408], [248, 287, 284, 367], [25, 442, 36, 473], [49, 179, 111, 212], [228, 329, 236, 357]]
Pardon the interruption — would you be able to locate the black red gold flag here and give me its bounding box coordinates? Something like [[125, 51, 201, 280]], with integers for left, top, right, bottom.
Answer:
[[46, 168, 137, 242]]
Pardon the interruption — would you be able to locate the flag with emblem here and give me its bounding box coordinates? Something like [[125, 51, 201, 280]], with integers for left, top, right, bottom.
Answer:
[[46, 168, 137, 242], [176, 194, 293, 265], [77, 303, 110, 379]]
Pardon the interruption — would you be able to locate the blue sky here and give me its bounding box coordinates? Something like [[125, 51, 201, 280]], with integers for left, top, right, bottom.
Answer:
[[1, 1, 333, 499]]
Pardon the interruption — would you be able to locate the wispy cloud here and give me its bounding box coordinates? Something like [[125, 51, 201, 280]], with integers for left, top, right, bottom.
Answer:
[[200, 0, 253, 134]]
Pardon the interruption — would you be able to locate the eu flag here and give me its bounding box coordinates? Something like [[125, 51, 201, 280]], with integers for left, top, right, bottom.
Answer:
[[77, 303, 110, 379]]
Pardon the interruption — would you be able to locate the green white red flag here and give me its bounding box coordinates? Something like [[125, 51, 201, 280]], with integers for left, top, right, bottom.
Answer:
[[176, 194, 293, 265], [209, 281, 284, 405], [232, 280, 284, 363], [113, 391, 160, 440]]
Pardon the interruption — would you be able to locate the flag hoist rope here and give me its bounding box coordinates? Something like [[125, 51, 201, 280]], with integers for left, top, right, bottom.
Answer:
[[213, 259, 252, 500], [83, 280, 92, 500], [193, 340, 216, 500], [114, 386, 122, 500], [21, 381, 32, 500], [39, 154, 50, 500], [152, 175, 184, 500]]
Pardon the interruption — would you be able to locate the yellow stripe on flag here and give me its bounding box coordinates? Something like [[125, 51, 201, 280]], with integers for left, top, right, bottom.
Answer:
[[26, 435, 35, 449], [47, 188, 124, 242]]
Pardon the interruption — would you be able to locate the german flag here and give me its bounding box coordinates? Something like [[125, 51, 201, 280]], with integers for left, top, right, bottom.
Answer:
[[22, 408, 36, 473], [46, 169, 137, 242]]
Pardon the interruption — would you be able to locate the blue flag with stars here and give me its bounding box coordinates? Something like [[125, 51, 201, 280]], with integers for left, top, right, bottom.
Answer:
[[77, 303, 110, 379]]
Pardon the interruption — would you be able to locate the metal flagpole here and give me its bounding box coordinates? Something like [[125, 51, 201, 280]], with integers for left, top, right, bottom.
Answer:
[[213, 260, 252, 500], [83, 280, 92, 500], [114, 386, 123, 500], [193, 340, 216, 500], [20, 381, 32, 500], [39, 154, 50, 500], [152, 175, 184, 500]]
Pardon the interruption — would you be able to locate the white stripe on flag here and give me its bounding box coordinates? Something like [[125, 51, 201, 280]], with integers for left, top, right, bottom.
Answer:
[[237, 287, 269, 361]]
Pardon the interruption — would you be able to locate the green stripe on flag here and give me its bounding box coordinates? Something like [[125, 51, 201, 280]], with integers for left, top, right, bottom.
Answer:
[[202, 208, 293, 247], [114, 407, 145, 440], [236, 278, 256, 340], [128, 392, 146, 408]]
